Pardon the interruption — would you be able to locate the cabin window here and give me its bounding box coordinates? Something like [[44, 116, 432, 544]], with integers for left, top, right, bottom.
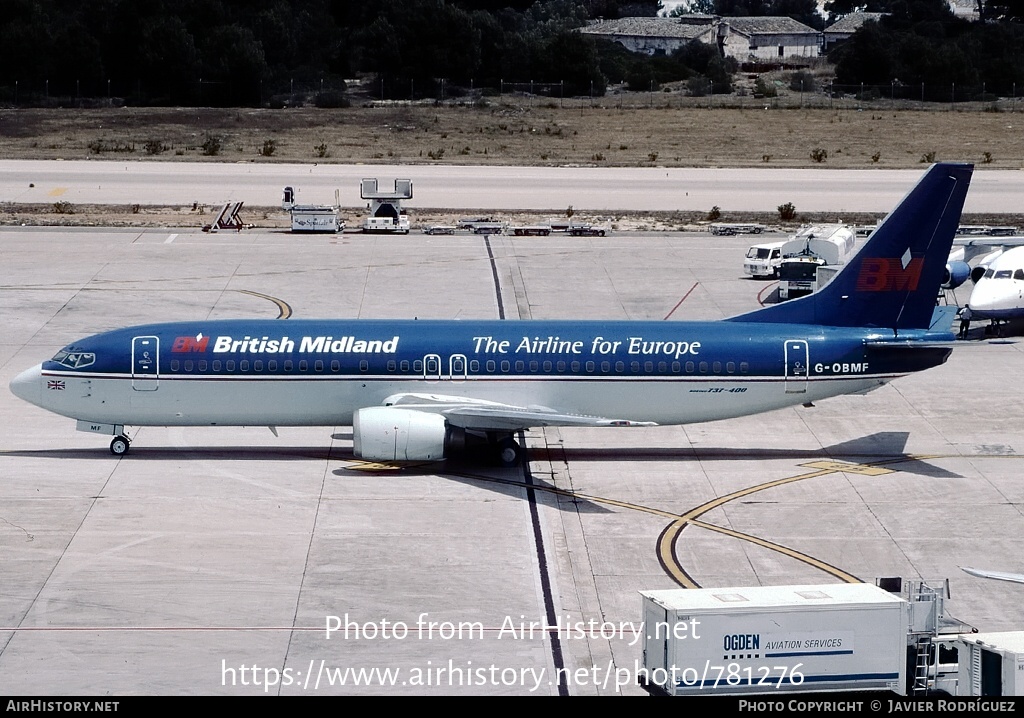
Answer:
[[631, 361, 640, 372], [213, 360, 222, 372], [315, 360, 324, 372], [601, 361, 610, 373], [645, 361, 654, 373], [299, 360, 308, 372], [727, 362, 735, 374], [542, 361, 551, 372], [556, 361, 565, 372], [331, 360, 341, 372], [170, 360, 180, 372], [486, 360, 496, 372], [240, 360, 250, 372], [284, 360, 292, 371], [198, 360, 207, 372], [699, 361, 708, 373], [740, 362, 749, 373], [413, 360, 422, 372], [359, 360, 368, 372], [501, 360, 510, 372], [268, 360, 277, 372], [184, 360, 194, 371], [586, 361, 595, 373], [401, 360, 410, 371], [672, 361, 681, 373], [226, 360, 235, 371], [571, 361, 580, 372], [713, 361, 721, 373], [615, 361, 625, 372], [515, 361, 525, 372], [658, 361, 667, 373], [529, 361, 538, 372], [387, 360, 396, 371], [686, 361, 694, 373], [470, 360, 479, 372], [253, 360, 263, 372]]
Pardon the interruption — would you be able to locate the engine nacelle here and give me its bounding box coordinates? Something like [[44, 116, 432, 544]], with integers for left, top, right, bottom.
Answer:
[[352, 407, 457, 461], [943, 260, 971, 289]]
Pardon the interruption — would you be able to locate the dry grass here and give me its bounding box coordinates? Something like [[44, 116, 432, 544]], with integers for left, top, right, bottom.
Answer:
[[2, 102, 1022, 169], [3, 102, 1023, 228]]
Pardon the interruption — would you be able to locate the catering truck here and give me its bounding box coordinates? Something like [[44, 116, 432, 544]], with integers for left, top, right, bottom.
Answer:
[[638, 583, 908, 696], [777, 224, 857, 300], [933, 632, 1024, 696]]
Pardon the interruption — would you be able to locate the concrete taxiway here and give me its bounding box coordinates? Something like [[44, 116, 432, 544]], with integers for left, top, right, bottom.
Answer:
[[2, 226, 1024, 695]]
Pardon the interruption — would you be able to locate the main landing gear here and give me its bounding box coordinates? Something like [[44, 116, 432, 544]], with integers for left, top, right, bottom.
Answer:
[[110, 434, 131, 456], [491, 434, 523, 468]]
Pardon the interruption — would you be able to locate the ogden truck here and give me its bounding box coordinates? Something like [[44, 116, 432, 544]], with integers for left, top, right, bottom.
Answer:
[[777, 224, 857, 300], [639, 583, 908, 696]]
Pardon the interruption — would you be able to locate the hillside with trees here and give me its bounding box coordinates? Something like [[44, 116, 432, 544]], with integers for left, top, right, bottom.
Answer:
[[1, 0, 1023, 106]]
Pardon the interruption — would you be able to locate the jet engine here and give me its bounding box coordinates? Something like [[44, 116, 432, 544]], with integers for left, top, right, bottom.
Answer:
[[943, 260, 971, 289], [352, 407, 463, 461]]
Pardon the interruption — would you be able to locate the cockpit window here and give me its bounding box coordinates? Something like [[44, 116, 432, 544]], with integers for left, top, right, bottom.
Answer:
[[984, 268, 995, 279], [995, 270, 1013, 279], [1014, 269, 1024, 281], [51, 350, 96, 369]]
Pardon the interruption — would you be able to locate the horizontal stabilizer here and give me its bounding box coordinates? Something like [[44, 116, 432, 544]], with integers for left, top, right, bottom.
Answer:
[[929, 305, 958, 331]]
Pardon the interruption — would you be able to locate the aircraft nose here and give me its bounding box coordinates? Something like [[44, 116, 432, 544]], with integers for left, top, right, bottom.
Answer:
[[967, 281, 997, 313], [9, 364, 43, 406]]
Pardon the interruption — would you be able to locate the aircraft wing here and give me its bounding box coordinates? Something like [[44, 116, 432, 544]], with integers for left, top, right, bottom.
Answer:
[[961, 567, 1024, 584], [381, 393, 657, 431]]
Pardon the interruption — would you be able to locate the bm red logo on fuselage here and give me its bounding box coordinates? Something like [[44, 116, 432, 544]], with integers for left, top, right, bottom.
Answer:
[[855, 257, 924, 292], [171, 336, 210, 353]]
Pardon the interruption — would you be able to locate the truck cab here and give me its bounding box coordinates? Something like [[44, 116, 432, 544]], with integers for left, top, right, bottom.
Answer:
[[743, 241, 784, 278]]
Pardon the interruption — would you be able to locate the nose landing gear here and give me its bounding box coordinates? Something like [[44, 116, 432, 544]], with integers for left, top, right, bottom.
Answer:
[[110, 434, 131, 456]]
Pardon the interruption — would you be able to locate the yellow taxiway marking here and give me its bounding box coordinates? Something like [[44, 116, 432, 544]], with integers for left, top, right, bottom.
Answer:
[[657, 458, 902, 588], [344, 460, 437, 471], [47, 187, 68, 197], [236, 290, 293, 319]]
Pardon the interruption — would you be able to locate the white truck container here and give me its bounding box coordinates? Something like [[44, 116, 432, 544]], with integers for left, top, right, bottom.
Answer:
[[743, 241, 785, 278], [290, 205, 342, 233], [282, 185, 342, 233], [939, 632, 1024, 696], [777, 224, 857, 300], [639, 583, 908, 696]]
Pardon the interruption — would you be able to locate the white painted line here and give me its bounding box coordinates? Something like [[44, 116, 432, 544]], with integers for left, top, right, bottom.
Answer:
[[164, 234, 178, 244]]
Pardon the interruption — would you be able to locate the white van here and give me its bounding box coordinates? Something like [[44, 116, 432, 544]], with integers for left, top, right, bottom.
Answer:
[[743, 241, 785, 278]]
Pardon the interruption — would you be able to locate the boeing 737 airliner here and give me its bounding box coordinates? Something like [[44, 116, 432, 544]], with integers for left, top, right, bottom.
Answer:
[[10, 163, 974, 464]]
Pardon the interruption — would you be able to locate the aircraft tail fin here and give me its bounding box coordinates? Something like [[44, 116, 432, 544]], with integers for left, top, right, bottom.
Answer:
[[728, 163, 973, 330]]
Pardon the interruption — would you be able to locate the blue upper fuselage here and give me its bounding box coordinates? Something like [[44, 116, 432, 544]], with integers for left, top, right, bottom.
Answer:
[[43, 318, 953, 381]]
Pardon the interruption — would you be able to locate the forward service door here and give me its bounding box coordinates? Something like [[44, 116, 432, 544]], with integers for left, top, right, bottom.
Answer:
[[132, 336, 160, 391]]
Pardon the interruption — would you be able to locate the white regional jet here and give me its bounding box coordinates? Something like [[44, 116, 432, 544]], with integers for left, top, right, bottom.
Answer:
[[10, 163, 973, 464], [963, 246, 1024, 329]]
